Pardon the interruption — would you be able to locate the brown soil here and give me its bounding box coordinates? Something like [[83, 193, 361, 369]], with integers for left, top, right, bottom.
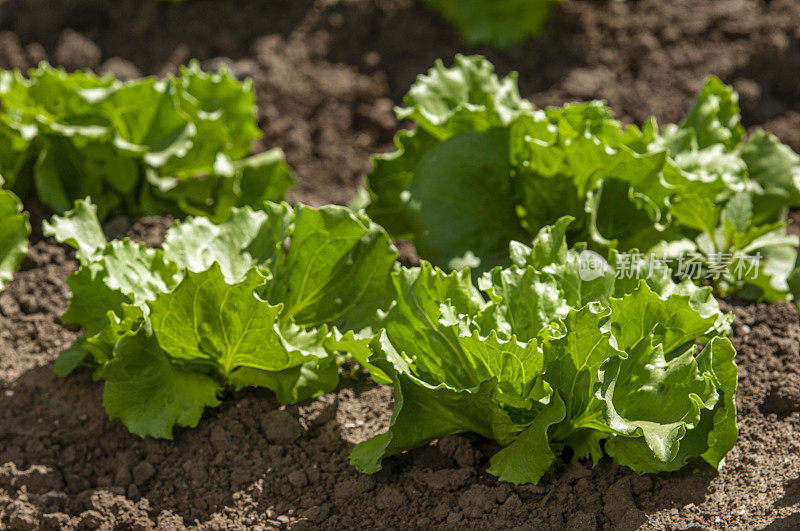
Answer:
[[1, 0, 800, 528]]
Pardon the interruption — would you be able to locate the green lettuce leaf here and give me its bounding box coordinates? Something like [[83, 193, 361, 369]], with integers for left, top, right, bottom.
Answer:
[[42, 197, 108, 263], [423, 0, 559, 48], [2, 60, 294, 290], [365, 56, 531, 274], [486, 393, 566, 484], [403, 128, 527, 271], [0, 182, 30, 291], [397, 55, 533, 137], [599, 335, 737, 474], [349, 331, 528, 475], [264, 205, 399, 332], [101, 323, 221, 440]]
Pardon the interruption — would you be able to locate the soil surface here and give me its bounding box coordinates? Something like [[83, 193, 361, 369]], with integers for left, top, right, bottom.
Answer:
[[1, 0, 800, 529]]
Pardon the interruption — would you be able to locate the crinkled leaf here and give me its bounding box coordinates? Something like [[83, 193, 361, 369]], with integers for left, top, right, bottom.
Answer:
[[162, 203, 290, 282], [477, 265, 569, 341], [42, 197, 106, 263], [606, 281, 718, 354], [363, 56, 800, 302], [98, 239, 183, 305], [98, 78, 195, 169], [486, 393, 566, 484], [377, 264, 485, 388], [82, 304, 145, 364], [175, 62, 261, 162], [599, 341, 716, 465], [423, 0, 558, 48], [662, 76, 745, 152], [353, 238, 735, 484], [349, 333, 520, 474], [326, 329, 389, 383], [348, 264, 555, 473], [543, 304, 618, 430], [365, 128, 440, 239], [266, 204, 398, 332], [366, 55, 530, 246], [102, 324, 221, 439], [61, 264, 132, 335], [397, 55, 532, 136], [0, 185, 30, 291], [599, 337, 736, 473], [148, 264, 323, 376]]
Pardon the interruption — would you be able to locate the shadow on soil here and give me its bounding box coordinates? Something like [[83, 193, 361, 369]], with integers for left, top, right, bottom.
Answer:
[[1, 359, 715, 527]]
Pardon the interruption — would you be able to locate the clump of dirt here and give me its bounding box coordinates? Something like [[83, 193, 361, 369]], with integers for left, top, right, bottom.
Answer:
[[0, 241, 78, 383], [249, 33, 396, 206]]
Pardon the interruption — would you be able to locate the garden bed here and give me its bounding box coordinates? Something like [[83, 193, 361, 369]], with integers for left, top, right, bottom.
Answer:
[[1, 0, 799, 528]]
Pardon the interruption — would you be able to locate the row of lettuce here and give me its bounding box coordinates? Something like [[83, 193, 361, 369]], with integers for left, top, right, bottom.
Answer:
[[0, 61, 293, 291], [3, 55, 800, 484], [48, 198, 736, 485], [361, 55, 800, 303]]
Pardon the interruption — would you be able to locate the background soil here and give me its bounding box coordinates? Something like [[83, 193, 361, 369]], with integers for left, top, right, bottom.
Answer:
[[0, 0, 799, 528]]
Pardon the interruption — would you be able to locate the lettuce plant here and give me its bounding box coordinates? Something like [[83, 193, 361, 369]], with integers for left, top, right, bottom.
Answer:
[[46, 199, 397, 438], [363, 55, 800, 303], [0, 62, 294, 222], [346, 219, 737, 484], [0, 182, 29, 291], [423, 0, 559, 48]]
